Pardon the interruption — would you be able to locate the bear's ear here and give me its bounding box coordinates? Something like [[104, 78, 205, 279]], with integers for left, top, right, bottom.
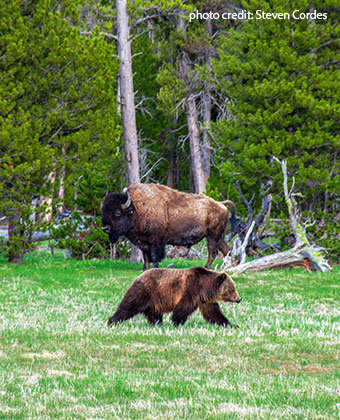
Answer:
[[217, 273, 227, 286]]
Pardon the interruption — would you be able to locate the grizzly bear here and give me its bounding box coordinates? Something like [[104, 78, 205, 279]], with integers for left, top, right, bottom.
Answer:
[[107, 267, 241, 327]]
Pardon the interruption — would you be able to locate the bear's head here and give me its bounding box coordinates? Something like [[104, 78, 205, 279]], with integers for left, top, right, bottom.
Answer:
[[214, 272, 242, 303]]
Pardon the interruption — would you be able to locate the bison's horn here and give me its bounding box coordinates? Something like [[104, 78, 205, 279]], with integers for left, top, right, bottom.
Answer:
[[121, 191, 131, 210]]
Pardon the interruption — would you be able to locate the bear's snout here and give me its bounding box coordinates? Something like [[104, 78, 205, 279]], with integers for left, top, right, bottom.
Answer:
[[226, 292, 242, 303]]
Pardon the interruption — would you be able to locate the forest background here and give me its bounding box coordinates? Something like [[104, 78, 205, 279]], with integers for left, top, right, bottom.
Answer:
[[0, 0, 339, 264]]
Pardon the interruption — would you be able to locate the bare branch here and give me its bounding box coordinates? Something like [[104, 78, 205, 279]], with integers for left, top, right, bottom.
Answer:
[[129, 28, 152, 43], [131, 13, 164, 29], [80, 31, 118, 41], [140, 157, 165, 182], [227, 244, 308, 275], [235, 181, 254, 221], [310, 38, 340, 58]]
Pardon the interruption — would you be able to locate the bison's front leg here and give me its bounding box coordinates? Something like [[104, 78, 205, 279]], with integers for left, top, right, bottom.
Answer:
[[142, 251, 151, 271], [140, 239, 165, 270], [218, 239, 230, 256], [149, 239, 166, 269]]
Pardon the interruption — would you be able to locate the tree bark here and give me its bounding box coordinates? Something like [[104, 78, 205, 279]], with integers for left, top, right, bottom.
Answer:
[[187, 95, 206, 194], [116, 0, 140, 186], [41, 171, 56, 222], [116, 0, 141, 262], [57, 146, 66, 214], [202, 17, 212, 184], [202, 92, 211, 184], [177, 16, 206, 194], [7, 214, 25, 264], [167, 148, 176, 189]]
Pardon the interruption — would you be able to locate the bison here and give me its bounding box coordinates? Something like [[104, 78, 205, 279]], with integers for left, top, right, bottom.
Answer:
[[101, 184, 236, 270]]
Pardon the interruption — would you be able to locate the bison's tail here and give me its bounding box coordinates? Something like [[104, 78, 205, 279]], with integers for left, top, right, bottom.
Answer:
[[221, 200, 236, 233]]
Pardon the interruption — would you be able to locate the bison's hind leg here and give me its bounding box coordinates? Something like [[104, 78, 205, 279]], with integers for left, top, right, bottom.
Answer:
[[218, 239, 230, 256], [205, 236, 221, 269], [199, 302, 237, 328]]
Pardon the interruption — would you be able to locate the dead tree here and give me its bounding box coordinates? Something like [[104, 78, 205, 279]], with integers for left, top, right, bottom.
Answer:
[[222, 159, 332, 274], [116, 0, 140, 186], [223, 181, 275, 268], [274, 158, 331, 272]]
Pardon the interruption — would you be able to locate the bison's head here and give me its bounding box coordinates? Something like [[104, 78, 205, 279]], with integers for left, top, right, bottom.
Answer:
[[101, 192, 134, 243]]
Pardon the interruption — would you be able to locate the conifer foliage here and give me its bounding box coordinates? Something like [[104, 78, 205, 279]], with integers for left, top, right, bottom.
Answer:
[[0, 0, 120, 262], [210, 0, 339, 259], [212, 0, 339, 200], [1, 0, 339, 263]]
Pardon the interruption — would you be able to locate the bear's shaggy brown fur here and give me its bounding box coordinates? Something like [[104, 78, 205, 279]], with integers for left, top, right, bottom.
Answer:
[[107, 267, 241, 327]]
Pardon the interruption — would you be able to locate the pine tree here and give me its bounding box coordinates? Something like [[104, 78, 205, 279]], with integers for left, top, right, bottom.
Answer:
[[0, 0, 120, 262], [211, 1, 339, 202], [210, 0, 340, 258]]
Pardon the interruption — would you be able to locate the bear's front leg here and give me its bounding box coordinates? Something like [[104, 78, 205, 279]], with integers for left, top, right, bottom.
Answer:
[[171, 298, 198, 327], [199, 302, 238, 328]]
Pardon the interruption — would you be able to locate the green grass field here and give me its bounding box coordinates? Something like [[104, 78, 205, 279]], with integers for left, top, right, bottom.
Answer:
[[0, 251, 339, 419]]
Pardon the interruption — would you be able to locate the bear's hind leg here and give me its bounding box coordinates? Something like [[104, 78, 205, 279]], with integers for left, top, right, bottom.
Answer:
[[143, 308, 163, 326], [108, 288, 149, 327], [108, 304, 140, 326], [199, 302, 237, 328]]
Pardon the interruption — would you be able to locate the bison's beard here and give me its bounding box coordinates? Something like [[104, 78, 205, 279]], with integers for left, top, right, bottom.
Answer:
[[108, 232, 120, 244], [108, 215, 134, 243]]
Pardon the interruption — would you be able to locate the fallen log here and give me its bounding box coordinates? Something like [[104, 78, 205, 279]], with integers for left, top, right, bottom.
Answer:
[[0, 212, 93, 244], [0, 229, 51, 244], [226, 244, 309, 275]]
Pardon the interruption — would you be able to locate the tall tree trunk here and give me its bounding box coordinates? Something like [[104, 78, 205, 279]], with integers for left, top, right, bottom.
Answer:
[[202, 93, 211, 184], [42, 171, 56, 222], [178, 17, 205, 194], [116, 0, 141, 262], [7, 214, 25, 264], [202, 17, 212, 184], [116, 0, 140, 186], [167, 148, 176, 189], [57, 146, 66, 214], [187, 95, 206, 194]]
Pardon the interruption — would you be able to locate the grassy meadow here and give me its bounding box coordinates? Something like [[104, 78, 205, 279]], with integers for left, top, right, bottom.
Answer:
[[0, 250, 339, 419]]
